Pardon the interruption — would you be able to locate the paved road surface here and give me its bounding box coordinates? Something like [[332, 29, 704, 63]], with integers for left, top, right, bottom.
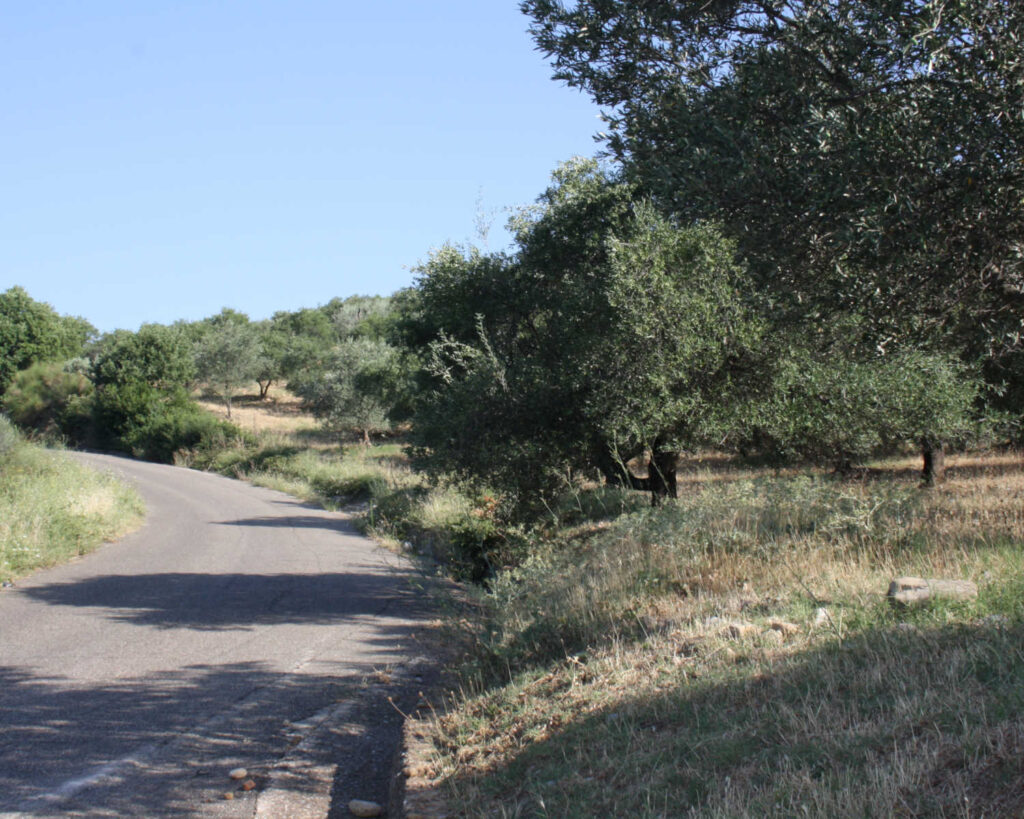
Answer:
[[0, 452, 433, 817]]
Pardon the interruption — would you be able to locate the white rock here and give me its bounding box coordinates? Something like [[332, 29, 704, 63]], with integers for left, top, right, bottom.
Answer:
[[887, 576, 977, 606], [228, 768, 247, 780]]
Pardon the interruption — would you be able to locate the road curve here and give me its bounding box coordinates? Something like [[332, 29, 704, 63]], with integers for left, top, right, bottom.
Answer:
[[0, 452, 432, 817]]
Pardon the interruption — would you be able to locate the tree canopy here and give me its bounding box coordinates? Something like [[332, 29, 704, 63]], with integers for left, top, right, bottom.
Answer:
[[524, 0, 1024, 368], [91, 324, 196, 390], [192, 309, 266, 418], [411, 159, 762, 506], [0, 287, 96, 394]]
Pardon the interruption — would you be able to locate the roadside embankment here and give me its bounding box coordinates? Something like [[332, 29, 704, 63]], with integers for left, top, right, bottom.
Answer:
[[0, 418, 144, 582]]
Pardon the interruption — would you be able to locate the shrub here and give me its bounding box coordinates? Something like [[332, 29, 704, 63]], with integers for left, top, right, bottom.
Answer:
[[2, 361, 94, 441], [123, 401, 248, 463]]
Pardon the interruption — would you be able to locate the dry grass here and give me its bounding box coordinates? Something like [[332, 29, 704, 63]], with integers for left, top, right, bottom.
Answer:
[[402, 450, 1024, 818], [194, 384, 321, 439]]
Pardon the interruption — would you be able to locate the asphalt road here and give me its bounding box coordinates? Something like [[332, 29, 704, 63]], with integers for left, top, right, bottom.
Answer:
[[0, 452, 434, 817]]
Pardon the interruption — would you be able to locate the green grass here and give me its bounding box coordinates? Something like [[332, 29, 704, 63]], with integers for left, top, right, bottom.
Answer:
[[185, 433, 414, 506], [0, 421, 145, 581]]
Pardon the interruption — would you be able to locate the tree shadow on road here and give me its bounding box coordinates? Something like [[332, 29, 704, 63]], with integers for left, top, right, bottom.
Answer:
[[0, 644, 432, 817], [21, 568, 430, 630], [216, 513, 361, 532]]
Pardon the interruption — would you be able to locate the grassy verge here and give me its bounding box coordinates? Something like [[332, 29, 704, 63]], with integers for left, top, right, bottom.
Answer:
[[404, 453, 1024, 817], [0, 418, 145, 582], [185, 432, 513, 579]]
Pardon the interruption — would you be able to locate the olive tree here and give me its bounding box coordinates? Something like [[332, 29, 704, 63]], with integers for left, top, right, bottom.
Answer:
[[193, 310, 265, 419], [289, 337, 400, 445], [745, 349, 980, 483], [524, 0, 1024, 347], [524, 0, 1019, 471], [411, 160, 762, 507]]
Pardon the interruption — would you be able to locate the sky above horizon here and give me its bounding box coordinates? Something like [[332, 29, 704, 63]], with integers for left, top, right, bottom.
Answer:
[[2, 2, 606, 333]]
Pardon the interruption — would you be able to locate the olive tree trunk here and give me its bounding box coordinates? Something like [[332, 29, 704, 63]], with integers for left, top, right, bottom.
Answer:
[[649, 441, 680, 507], [593, 440, 679, 505], [921, 440, 945, 487]]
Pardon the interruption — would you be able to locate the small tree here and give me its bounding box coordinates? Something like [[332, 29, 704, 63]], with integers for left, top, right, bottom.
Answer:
[[92, 324, 196, 391], [747, 349, 979, 483], [193, 313, 265, 419], [329, 295, 393, 340], [410, 161, 762, 508], [90, 324, 198, 454], [290, 338, 399, 445]]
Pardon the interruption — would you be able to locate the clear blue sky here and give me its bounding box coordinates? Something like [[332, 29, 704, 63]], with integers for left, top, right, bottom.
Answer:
[[2, 2, 604, 332]]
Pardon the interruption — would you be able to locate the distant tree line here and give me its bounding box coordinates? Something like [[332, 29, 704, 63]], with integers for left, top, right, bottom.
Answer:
[[0, 288, 410, 461]]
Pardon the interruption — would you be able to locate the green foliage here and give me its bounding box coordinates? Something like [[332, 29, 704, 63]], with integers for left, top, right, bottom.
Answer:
[[91, 324, 196, 390], [2, 361, 94, 441], [121, 398, 245, 463], [261, 305, 337, 389], [193, 310, 266, 417], [88, 323, 241, 462], [524, 0, 1024, 375], [410, 160, 760, 510], [91, 381, 164, 446], [289, 337, 401, 443], [55, 314, 96, 358], [598, 204, 762, 450], [0, 286, 95, 394], [89, 378, 244, 463], [414, 328, 566, 509], [328, 294, 393, 340], [744, 349, 982, 468], [279, 296, 414, 442]]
